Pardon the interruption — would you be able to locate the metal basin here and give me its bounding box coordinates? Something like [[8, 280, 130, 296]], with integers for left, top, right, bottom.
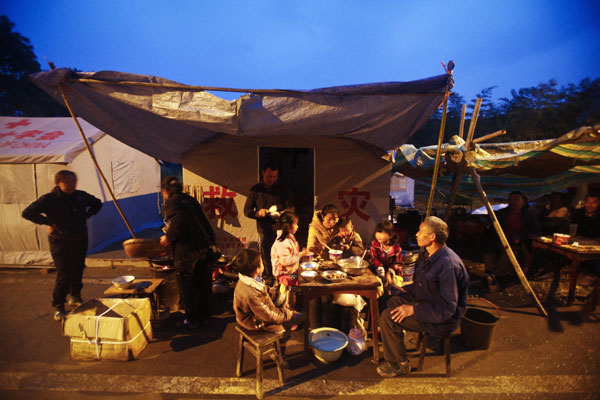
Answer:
[[337, 258, 369, 276]]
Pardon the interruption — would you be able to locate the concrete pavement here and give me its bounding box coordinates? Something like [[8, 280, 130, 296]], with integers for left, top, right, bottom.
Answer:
[[0, 261, 598, 399]]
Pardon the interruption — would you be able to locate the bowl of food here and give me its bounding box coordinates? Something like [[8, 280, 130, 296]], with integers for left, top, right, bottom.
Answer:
[[553, 233, 570, 245], [337, 257, 369, 276], [309, 327, 349, 364], [300, 270, 318, 282], [328, 249, 343, 262], [321, 270, 347, 283], [112, 275, 135, 290], [300, 261, 320, 272]]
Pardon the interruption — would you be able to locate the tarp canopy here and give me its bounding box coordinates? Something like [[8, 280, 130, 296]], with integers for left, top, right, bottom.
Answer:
[[393, 124, 600, 200], [30, 69, 453, 162]]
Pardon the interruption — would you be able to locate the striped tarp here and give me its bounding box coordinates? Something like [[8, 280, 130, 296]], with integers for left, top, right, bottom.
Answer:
[[393, 124, 600, 200]]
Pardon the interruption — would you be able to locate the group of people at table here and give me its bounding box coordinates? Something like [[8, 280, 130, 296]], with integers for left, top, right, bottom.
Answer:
[[238, 162, 470, 377], [21, 164, 598, 378]]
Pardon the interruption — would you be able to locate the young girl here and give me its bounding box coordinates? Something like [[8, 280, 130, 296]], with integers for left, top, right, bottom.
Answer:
[[329, 217, 365, 258], [369, 220, 403, 289], [271, 212, 308, 287], [233, 248, 302, 334]]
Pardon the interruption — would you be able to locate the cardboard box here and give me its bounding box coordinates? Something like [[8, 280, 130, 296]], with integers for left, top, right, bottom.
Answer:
[[63, 298, 153, 361]]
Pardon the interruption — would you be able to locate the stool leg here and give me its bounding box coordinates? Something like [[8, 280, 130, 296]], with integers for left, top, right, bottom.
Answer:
[[274, 341, 285, 385], [418, 333, 429, 372], [444, 337, 451, 377], [256, 348, 264, 400], [236, 334, 245, 377], [416, 331, 424, 351]]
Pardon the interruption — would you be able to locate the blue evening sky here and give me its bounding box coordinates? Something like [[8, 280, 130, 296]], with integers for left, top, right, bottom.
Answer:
[[3, 1, 599, 102]]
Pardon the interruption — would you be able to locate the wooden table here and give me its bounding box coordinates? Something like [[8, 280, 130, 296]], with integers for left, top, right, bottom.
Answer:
[[526, 237, 600, 305], [299, 270, 382, 364], [104, 279, 164, 319]]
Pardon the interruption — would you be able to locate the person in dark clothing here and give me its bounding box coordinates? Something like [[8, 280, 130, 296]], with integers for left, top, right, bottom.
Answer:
[[572, 193, 600, 239], [484, 191, 541, 288], [377, 216, 469, 378], [159, 176, 216, 328], [22, 170, 102, 320], [243, 162, 294, 280]]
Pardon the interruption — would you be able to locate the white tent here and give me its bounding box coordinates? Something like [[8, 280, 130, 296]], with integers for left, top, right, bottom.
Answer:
[[182, 135, 391, 254], [0, 116, 162, 265]]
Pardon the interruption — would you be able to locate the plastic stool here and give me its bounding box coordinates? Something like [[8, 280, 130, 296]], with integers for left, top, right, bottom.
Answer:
[[235, 325, 285, 399], [416, 331, 452, 377]]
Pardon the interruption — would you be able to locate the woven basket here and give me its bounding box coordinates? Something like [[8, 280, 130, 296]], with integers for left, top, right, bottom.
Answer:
[[123, 238, 167, 258]]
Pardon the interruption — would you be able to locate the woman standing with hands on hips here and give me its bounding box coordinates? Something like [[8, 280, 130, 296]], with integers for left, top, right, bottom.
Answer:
[[22, 170, 102, 320]]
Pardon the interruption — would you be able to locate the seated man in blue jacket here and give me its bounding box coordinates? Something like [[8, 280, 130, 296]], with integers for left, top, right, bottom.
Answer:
[[377, 216, 469, 377]]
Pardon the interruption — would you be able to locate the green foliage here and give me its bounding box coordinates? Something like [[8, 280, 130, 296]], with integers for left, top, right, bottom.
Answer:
[[0, 15, 67, 117], [412, 78, 600, 147]]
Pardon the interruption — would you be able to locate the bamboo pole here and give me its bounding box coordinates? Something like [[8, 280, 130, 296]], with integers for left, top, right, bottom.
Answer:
[[58, 85, 136, 238], [468, 166, 547, 317], [425, 85, 451, 218], [458, 104, 466, 139], [443, 170, 464, 222], [465, 98, 482, 149], [70, 77, 446, 97], [472, 129, 507, 144]]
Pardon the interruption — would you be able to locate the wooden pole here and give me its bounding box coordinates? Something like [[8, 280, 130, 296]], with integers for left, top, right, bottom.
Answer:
[[468, 166, 547, 317], [425, 85, 451, 218], [443, 170, 464, 222], [465, 98, 482, 149], [70, 77, 447, 97], [472, 129, 507, 144], [458, 104, 466, 139], [58, 85, 136, 238]]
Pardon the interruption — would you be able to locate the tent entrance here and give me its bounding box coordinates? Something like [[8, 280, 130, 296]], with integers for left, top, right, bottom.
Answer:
[[259, 147, 314, 247]]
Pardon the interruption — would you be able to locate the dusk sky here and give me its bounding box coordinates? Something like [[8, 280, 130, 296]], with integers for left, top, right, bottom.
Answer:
[[3, 1, 599, 102]]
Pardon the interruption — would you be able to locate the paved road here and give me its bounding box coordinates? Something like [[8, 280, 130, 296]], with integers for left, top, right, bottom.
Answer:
[[0, 266, 598, 399]]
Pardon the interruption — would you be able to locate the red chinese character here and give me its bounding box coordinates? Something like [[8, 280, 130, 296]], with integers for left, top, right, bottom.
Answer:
[[202, 186, 238, 220], [5, 119, 30, 129], [15, 130, 43, 139], [0, 131, 15, 139], [36, 131, 64, 141], [338, 187, 371, 221], [203, 186, 221, 199]]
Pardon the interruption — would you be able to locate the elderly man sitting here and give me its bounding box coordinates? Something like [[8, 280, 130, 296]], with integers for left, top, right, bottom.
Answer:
[[377, 216, 470, 377]]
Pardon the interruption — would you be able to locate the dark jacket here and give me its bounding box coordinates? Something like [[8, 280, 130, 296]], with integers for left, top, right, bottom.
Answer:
[[233, 273, 294, 331], [490, 206, 541, 249], [571, 208, 600, 239], [243, 182, 292, 234], [163, 192, 215, 270], [402, 246, 469, 336], [22, 186, 102, 240]]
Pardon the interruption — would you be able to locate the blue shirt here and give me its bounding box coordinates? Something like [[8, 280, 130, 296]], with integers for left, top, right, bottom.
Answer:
[[406, 245, 469, 335]]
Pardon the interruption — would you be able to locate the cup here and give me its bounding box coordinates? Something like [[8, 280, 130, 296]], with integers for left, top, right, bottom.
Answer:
[[301, 252, 314, 263], [569, 224, 578, 237], [329, 249, 343, 262]]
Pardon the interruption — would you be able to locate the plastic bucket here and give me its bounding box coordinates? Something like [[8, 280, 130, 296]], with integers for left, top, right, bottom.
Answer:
[[460, 307, 499, 350]]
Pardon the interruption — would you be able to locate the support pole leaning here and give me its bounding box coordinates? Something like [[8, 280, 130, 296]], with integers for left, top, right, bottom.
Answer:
[[468, 166, 547, 318], [58, 85, 136, 239]]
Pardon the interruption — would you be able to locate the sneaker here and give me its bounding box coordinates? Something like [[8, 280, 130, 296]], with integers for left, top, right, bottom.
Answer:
[[376, 360, 411, 378], [182, 318, 202, 329], [68, 296, 83, 307], [54, 307, 67, 321]]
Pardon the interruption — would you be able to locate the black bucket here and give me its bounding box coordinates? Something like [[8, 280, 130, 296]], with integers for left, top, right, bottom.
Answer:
[[460, 307, 499, 350]]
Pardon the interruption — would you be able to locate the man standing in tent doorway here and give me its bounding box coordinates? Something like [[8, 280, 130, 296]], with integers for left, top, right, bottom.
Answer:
[[244, 161, 294, 282], [22, 170, 102, 321]]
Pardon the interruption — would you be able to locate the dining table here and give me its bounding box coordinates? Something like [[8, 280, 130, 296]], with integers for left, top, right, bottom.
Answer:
[[299, 268, 382, 364], [525, 236, 600, 305]]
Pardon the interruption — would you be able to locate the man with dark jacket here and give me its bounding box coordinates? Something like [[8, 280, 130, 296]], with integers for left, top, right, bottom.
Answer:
[[160, 176, 216, 328], [377, 216, 469, 377], [22, 170, 102, 320], [243, 162, 293, 280]]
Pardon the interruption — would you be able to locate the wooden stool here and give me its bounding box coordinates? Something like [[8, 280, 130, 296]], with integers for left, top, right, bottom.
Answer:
[[235, 325, 285, 399], [416, 331, 452, 377]]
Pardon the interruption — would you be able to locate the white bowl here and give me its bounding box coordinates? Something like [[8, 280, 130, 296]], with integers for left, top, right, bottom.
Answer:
[[300, 261, 320, 271], [112, 275, 135, 290], [300, 270, 318, 282], [309, 327, 349, 363]]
